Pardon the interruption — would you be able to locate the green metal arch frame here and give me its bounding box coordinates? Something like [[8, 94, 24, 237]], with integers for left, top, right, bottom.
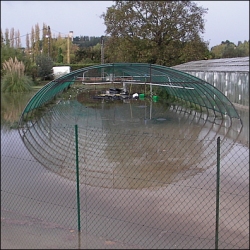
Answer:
[[18, 63, 241, 126]]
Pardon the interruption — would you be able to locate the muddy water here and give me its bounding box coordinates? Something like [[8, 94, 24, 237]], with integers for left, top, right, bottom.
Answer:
[[15, 89, 249, 190], [1, 90, 249, 249]]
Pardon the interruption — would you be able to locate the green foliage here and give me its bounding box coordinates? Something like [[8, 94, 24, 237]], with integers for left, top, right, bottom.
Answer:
[[1, 72, 33, 92], [2, 19, 249, 86], [1, 46, 17, 64], [211, 40, 249, 58], [1, 57, 34, 92], [35, 55, 54, 79], [1, 45, 25, 74], [223, 43, 238, 58], [74, 36, 102, 48], [57, 54, 64, 63], [57, 47, 64, 63], [74, 44, 102, 63], [177, 35, 210, 64], [237, 40, 249, 57], [102, 1, 209, 66], [154, 86, 170, 100]]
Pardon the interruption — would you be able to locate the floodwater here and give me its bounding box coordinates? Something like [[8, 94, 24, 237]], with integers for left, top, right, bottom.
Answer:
[[15, 88, 249, 189], [1, 89, 249, 249], [2, 88, 249, 191]]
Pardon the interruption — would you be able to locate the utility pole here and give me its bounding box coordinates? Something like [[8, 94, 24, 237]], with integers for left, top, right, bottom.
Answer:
[[48, 26, 50, 57], [101, 36, 104, 64], [67, 34, 70, 64], [67, 31, 73, 64]]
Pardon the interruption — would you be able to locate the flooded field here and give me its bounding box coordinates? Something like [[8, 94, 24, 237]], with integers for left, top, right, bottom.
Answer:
[[16, 87, 248, 189], [1, 86, 249, 249]]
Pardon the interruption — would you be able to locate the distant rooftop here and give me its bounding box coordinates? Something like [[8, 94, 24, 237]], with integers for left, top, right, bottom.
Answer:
[[172, 57, 249, 72]]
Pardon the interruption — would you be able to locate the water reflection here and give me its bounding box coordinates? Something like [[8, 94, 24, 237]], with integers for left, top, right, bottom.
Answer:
[[18, 95, 245, 189], [1, 91, 38, 130]]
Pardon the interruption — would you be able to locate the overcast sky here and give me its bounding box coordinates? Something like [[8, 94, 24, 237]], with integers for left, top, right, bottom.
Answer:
[[1, 1, 249, 49]]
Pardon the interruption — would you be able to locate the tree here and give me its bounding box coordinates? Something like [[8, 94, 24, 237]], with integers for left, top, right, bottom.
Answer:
[[210, 40, 249, 59], [1, 29, 3, 47], [102, 1, 208, 66], [30, 27, 35, 61], [178, 34, 210, 62], [26, 33, 30, 52], [10, 28, 14, 47], [1, 43, 27, 71], [237, 40, 249, 57], [15, 29, 21, 48], [56, 47, 64, 63], [211, 44, 225, 59], [34, 23, 40, 57], [4, 28, 10, 47], [35, 55, 53, 80], [222, 43, 237, 58], [42, 23, 48, 56]]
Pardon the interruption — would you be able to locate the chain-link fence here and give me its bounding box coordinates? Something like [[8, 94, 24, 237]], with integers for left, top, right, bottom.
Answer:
[[1, 120, 249, 249]]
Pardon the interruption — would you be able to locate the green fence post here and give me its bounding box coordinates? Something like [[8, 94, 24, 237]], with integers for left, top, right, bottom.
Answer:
[[75, 124, 81, 232], [215, 136, 220, 249]]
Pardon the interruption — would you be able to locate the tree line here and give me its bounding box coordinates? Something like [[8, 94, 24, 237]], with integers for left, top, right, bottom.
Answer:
[[1, 1, 249, 91], [210, 40, 249, 58]]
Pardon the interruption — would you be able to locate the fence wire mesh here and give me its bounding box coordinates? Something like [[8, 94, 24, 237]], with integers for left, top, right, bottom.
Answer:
[[1, 121, 249, 249]]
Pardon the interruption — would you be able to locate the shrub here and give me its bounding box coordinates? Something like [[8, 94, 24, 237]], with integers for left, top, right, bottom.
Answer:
[[1, 57, 33, 92], [35, 55, 54, 80], [1, 73, 33, 92]]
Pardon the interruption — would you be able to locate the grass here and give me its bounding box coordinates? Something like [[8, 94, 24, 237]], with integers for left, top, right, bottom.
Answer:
[[2, 57, 34, 93], [1, 73, 33, 92], [32, 86, 44, 89]]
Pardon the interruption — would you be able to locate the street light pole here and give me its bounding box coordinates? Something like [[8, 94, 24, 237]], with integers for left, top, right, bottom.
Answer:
[[45, 26, 50, 57]]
